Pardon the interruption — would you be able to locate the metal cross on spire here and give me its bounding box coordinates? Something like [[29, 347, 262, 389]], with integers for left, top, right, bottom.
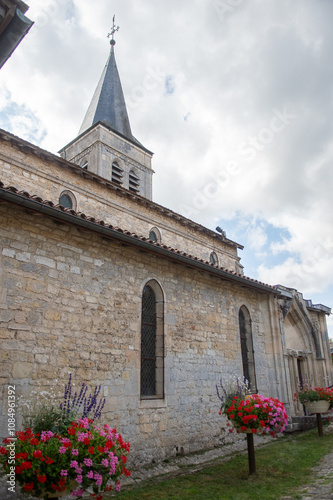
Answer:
[[107, 15, 120, 46]]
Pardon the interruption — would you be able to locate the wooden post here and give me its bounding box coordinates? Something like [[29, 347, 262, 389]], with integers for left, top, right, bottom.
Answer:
[[246, 433, 256, 475], [316, 413, 324, 437]]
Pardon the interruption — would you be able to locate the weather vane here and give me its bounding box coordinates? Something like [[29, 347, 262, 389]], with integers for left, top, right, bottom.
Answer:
[[107, 15, 119, 46]]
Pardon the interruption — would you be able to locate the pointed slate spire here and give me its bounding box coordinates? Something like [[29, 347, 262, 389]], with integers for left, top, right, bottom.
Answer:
[[79, 20, 135, 143]]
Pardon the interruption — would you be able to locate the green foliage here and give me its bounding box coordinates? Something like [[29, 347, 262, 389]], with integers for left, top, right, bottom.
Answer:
[[23, 402, 78, 435], [295, 386, 333, 408]]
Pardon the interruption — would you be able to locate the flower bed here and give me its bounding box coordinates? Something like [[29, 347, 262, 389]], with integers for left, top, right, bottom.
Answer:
[[0, 417, 130, 499]]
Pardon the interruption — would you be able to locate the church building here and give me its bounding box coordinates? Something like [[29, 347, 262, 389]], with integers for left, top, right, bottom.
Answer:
[[0, 27, 332, 465]]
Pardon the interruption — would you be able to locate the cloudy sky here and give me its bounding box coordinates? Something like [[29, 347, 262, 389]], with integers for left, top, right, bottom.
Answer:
[[1, 0, 333, 337]]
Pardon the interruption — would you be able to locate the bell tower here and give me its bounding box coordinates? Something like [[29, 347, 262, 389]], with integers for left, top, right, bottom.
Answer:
[[59, 17, 153, 199]]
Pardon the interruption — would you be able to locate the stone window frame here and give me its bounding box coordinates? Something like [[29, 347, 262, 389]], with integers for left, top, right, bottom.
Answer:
[[59, 190, 77, 211], [238, 305, 257, 393], [210, 251, 218, 266], [140, 279, 165, 400], [149, 227, 161, 243]]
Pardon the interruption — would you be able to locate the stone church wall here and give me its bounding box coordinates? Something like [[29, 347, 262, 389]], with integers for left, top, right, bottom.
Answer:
[[0, 137, 242, 273], [0, 200, 280, 464]]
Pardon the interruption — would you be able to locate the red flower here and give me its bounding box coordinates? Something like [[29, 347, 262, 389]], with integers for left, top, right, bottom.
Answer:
[[252, 429, 257, 434], [105, 440, 113, 449], [241, 426, 247, 431], [98, 446, 105, 453], [21, 461, 32, 470], [67, 426, 76, 435], [88, 446, 95, 454], [0, 447, 7, 454], [45, 458, 54, 464], [30, 438, 39, 446], [123, 467, 131, 477], [23, 483, 34, 492], [83, 438, 90, 445], [15, 466, 23, 474], [229, 428, 233, 433], [37, 474, 47, 483], [33, 450, 43, 459]]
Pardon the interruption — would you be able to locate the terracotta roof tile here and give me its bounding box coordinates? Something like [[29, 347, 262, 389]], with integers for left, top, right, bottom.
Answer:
[[0, 181, 278, 294], [0, 128, 244, 250]]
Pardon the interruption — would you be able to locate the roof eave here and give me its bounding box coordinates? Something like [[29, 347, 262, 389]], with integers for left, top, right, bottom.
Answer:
[[0, 187, 277, 295]]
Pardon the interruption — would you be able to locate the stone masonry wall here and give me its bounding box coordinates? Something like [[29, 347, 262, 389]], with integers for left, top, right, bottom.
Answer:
[[0, 138, 241, 273], [0, 201, 278, 465]]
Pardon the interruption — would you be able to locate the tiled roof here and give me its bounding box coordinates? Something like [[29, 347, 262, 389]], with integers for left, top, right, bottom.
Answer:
[[0, 128, 243, 250], [0, 181, 278, 295]]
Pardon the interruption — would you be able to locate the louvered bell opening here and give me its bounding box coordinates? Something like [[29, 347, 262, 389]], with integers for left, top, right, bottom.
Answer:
[[129, 171, 140, 194], [141, 286, 157, 396], [112, 164, 123, 185]]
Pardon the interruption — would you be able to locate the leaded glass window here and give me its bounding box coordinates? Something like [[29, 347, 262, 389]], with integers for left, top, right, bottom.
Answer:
[[140, 281, 164, 399]]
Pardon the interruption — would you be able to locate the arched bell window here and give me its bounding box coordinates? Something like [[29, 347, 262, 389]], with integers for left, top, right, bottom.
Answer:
[[239, 305, 257, 392], [111, 162, 123, 186], [140, 280, 164, 399], [129, 170, 140, 194]]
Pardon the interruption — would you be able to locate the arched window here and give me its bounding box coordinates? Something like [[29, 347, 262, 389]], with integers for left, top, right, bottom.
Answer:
[[129, 170, 140, 194], [59, 190, 77, 210], [141, 280, 164, 399], [112, 162, 123, 186], [239, 306, 257, 392], [210, 252, 218, 265], [149, 227, 161, 243]]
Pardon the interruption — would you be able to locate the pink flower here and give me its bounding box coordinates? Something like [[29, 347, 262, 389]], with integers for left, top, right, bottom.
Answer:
[[83, 458, 93, 467], [71, 489, 84, 497], [79, 418, 89, 429], [86, 471, 94, 479], [59, 447, 67, 454], [41, 430, 54, 442], [75, 475, 83, 484], [70, 461, 78, 468], [71, 449, 79, 456], [101, 458, 109, 467], [60, 470, 68, 477]]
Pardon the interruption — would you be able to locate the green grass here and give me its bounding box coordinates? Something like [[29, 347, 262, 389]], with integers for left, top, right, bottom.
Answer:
[[109, 429, 333, 500]]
